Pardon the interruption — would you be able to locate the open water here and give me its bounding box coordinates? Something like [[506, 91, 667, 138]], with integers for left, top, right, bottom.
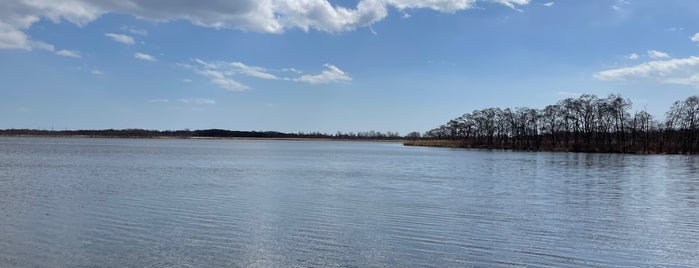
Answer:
[[1, 137, 698, 267]]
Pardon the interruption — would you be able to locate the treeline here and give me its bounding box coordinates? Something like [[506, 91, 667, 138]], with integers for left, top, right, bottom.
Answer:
[[420, 94, 699, 154], [0, 128, 404, 140]]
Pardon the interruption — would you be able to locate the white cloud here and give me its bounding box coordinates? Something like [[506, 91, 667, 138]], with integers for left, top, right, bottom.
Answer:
[[91, 70, 104, 75], [183, 79, 193, 83], [55, 49, 81, 58], [134, 52, 156, 61], [105, 33, 135, 44], [594, 56, 699, 88], [186, 59, 251, 91], [386, 0, 529, 13], [295, 64, 351, 84], [185, 59, 352, 91], [544, 2, 554, 7], [489, 0, 530, 11], [211, 77, 250, 91], [627, 53, 639, 60], [692, 33, 699, 43], [0, 0, 98, 49], [0, 0, 531, 52], [647, 50, 670, 59], [230, 62, 279, 80], [0, 21, 32, 49]]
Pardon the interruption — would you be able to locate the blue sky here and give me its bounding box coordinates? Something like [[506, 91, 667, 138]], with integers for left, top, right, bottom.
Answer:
[[1, 0, 699, 134]]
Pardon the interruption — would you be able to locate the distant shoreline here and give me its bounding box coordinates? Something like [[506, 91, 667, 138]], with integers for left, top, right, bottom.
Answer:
[[0, 133, 403, 143]]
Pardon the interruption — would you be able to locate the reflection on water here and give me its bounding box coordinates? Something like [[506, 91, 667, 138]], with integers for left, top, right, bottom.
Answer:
[[1, 137, 698, 267]]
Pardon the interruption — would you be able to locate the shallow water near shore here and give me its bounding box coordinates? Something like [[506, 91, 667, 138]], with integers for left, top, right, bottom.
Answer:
[[1, 137, 698, 267]]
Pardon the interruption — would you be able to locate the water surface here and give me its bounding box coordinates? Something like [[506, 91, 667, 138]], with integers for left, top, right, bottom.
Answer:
[[1, 137, 698, 267]]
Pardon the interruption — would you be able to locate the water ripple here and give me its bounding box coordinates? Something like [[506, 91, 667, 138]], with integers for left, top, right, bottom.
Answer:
[[1, 137, 698, 267]]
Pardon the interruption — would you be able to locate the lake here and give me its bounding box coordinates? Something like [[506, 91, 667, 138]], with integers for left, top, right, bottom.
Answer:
[[1, 137, 698, 267]]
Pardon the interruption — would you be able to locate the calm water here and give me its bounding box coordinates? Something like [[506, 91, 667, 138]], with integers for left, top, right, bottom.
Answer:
[[1, 137, 698, 267]]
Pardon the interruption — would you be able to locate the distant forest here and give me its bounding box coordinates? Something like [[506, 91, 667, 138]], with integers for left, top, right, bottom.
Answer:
[[416, 94, 699, 155], [0, 128, 403, 140]]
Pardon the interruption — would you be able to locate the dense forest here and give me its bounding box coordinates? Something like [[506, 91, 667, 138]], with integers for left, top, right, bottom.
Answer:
[[413, 94, 699, 154], [0, 128, 403, 140]]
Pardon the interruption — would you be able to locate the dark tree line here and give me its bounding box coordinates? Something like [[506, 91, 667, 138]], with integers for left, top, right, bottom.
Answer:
[[0, 128, 404, 140], [423, 94, 699, 154]]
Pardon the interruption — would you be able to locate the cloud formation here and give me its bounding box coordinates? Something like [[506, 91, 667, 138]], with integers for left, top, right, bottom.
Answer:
[[627, 53, 639, 60], [55, 49, 81, 58], [230, 62, 279, 80], [0, 0, 530, 50], [647, 50, 669, 59], [594, 56, 699, 88], [295, 64, 352, 84], [134, 52, 156, 61], [105, 33, 135, 44], [187, 60, 250, 91], [186, 59, 351, 91], [692, 33, 699, 43]]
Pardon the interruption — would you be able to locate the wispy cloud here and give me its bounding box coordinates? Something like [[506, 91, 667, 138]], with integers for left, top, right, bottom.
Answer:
[[692, 33, 699, 43], [295, 64, 351, 84], [184, 59, 251, 91], [594, 56, 699, 88], [544, 2, 554, 7], [28, 40, 54, 51], [647, 50, 670, 59], [55, 49, 81, 58], [91, 70, 104, 75], [134, 52, 157, 62], [7, 38, 82, 60], [282, 68, 303, 74], [185, 59, 352, 91], [627, 53, 639, 60], [105, 33, 135, 45], [230, 62, 279, 80], [211, 77, 250, 91], [120, 26, 148, 36]]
